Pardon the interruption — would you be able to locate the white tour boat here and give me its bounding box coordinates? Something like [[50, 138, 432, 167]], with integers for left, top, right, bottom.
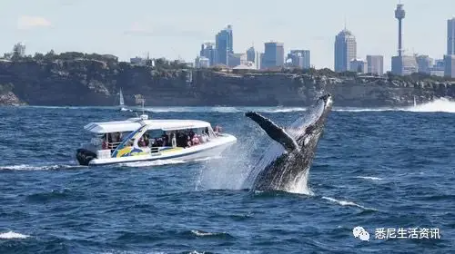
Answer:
[[75, 114, 237, 166]]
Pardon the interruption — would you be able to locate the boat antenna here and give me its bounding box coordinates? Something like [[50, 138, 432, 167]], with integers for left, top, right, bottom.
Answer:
[[138, 98, 149, 121]]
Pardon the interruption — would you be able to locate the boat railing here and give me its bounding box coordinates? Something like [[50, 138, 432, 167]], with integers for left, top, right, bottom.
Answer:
[[103, 141, 122, 150], [107, 142, 120, 150]]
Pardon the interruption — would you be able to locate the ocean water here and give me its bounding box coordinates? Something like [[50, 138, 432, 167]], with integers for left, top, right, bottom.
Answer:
[[1, 99, 455, 254]]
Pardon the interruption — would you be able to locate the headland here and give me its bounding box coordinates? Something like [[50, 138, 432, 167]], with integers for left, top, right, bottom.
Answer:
[[0, 53, 454, 107]]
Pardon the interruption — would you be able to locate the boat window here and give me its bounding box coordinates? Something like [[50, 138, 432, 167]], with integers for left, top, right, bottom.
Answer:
[[145, 130, 163, 139], [145, 130, 170, 147]]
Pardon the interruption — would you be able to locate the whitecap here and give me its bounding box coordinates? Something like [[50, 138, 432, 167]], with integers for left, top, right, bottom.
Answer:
[[0, 231, 30, 239], [355, 176, 383, 181], [322, 196, 376, 210]]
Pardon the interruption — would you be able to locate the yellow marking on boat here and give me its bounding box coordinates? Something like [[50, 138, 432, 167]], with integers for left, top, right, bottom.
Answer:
[[116, 147, 133, 157], [160, 147, 183, 154]]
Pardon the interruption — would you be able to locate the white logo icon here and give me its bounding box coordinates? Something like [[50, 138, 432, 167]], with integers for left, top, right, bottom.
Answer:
[[353, 226, 370, 241]]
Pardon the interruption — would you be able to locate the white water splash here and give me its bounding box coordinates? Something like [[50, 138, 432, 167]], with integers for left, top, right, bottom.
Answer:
[[190, 230, 228, 237], [193, 156, 223, 162], [407, 97, 455, 113], [260, 107, 307, 113], [0, 231, 30, 239], [322, 196, 375, 210], [285, 170, 314, 195], [195, 135, 257, 191], [336, 97, 455, 113], [120, 159, 186, 168], [0, 164, 83, 171], [355, 176, 383, 181]]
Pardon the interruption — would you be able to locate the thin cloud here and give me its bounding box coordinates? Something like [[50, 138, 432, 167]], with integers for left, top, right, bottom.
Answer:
[[17, 16, 52, 30]]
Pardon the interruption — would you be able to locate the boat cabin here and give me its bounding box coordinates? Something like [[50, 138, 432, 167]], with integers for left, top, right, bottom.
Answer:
[[81, 117, 223, 155]]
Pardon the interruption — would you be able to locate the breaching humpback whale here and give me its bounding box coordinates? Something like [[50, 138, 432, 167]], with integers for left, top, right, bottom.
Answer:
[[244, 94, 333, 192]]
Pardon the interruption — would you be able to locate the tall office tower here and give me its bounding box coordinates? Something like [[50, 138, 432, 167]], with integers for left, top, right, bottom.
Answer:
[[215, 25, 233, 65], [366, 55, 384, 75], [262, 41, 285, 69], [334, 29, 357, 72]]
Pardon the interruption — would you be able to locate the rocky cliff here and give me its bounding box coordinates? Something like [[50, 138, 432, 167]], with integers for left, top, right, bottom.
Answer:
[[1, 58, 454, 107]]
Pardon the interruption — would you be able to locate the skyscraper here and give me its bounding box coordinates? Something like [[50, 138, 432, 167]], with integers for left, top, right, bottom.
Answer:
[[215, 25, 233, 65], [334, 29, 357, 72], [367, 55, 384, 75], [447, 18, 455, 55], [445, 18, 455, 77], [287, 50, 311, 69], [262, 42, 285, 69], [200, 42, 216, 66], [246, 46, 255, 62], [444, 55, 455, 78], [350, 59, 367, 73], [416, 55, 433, 74]]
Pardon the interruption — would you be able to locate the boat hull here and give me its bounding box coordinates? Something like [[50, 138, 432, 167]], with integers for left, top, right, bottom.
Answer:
[[77, 134, 237, 166]]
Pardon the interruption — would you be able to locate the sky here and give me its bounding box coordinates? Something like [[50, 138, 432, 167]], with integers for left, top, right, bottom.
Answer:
[[0, 0, 454, 71]]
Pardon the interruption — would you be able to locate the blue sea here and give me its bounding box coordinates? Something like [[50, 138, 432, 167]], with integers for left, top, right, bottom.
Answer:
[[1, 99, 454, 254]]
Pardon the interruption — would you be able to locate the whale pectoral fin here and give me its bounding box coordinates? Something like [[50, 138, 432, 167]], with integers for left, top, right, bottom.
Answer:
[[245, 111, 298, 151]]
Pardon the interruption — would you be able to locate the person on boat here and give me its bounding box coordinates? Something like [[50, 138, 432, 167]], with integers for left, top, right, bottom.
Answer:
[[189, 129, 195, 140], [197, 134, 204, 144], [177, 132, 187, 147], [138, 137, 145, 147], [186, 136, 192, 147], [143, 134, 150, 147], [170, 133, 177, 148], [102, 139, 109, 149], [214, 125, 222, 134], [201, 134, 208, 143], [155, 138, 163, 147], [162, 135, 168, 147], [192, 135, 200, 145]]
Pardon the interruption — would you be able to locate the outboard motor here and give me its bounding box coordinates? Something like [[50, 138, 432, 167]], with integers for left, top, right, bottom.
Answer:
[[76, 149, 97, 166]]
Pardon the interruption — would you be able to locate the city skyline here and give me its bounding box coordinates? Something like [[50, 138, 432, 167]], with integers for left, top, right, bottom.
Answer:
[[1, 0, 455, 71]]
